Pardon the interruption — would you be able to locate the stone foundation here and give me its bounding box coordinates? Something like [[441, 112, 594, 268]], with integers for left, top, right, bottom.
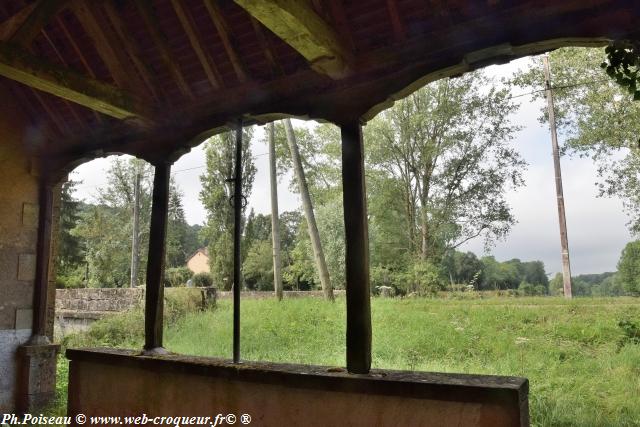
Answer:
[[17, 343, 60, 411]]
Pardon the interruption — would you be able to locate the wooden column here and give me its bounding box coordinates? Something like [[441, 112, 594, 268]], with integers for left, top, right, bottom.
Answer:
[[29, 180, 54, 344], [340, 121, 371, 374], [144, 161, 171, 353]]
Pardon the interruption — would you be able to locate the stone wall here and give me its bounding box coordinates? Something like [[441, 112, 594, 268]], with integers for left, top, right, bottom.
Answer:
[[55, 287, 216, 334], [0, 94, 59, 412], [217, 290, 346, 299]]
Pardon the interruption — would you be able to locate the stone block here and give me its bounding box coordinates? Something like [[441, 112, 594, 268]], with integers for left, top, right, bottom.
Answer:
[[21, 203, 38, 228], [17, 254, 36, 281], [15, 308, 32, 330]]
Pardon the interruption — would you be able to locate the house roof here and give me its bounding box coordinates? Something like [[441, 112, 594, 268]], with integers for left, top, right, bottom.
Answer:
[[0, 1, 638, 180]]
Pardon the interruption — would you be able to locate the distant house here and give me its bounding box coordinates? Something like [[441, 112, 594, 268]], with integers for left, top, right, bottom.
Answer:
[[186, 248, 210, 275]]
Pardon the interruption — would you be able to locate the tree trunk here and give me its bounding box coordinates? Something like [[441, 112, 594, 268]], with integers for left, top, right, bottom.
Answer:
[[268, 122, 283, 300], [130, 162, 141, 288], [283, 119, 334, 300]]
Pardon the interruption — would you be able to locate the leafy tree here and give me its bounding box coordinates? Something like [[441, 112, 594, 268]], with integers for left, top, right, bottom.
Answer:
[[513, 47, 640, 233], [243, 240, 274, 290], [365, 71, 524, 261], [442, 250, 484, 286], [166, 181, 191, 268], [200, 129, 256, 289], [56, 180, 86, 286], [617, 240, 640, 295]]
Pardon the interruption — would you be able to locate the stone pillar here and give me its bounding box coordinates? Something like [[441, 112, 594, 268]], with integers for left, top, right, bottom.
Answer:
[[340, 121, 372, 374], [18, 180, 60, 411]]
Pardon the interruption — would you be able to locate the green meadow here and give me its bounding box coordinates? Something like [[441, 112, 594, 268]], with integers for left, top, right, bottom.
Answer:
[[53, 296, 640, 427]]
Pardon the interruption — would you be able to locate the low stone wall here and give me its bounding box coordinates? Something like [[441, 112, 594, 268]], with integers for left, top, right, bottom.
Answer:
[[55, 287, 216, 335], [217, 290, 346, 299]]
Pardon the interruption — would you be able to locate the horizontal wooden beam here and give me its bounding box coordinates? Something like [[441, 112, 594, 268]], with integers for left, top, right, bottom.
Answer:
[[234, 0, 351, 79], [0, 42, 150, 120]]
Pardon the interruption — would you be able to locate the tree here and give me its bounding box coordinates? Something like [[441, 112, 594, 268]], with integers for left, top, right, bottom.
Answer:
[[513, 47, 640, 233], [165, 181, 191, 268], [365, 71, 524, 261], [267, 122, 283, 300], [243, 240, 274, 291], [57, 180, 85, 273], [200, 129, 256, 290], [617, 240, 640, 295], [283, 119, 333, 300]]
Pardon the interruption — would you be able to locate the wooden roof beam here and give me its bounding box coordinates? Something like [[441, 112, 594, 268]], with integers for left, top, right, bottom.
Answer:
[[204, 0, 248, 83], [0, 42, 151, 121], [72, 2, 148, 97], [7, 0, 70, 47], [234, 0, 351, 79], [170, 0, 222, 90], [135, 0, 194, 100]]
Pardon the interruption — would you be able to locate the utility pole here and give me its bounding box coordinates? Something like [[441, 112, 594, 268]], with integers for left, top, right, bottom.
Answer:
[[268, 123, 283, 300], [543, 55, 573, 298], [130, 162, 141, 288]]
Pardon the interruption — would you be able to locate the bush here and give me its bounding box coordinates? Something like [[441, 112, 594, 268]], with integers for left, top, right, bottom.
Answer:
[[519, 281, 547, 296], [164, 267, 192, 287], [397, 261, 446, 296], [192, 272, 213, 287]]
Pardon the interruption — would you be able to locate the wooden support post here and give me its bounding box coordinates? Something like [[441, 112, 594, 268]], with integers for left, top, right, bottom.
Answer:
[[232, 120, 244, 364], [144, 161, 171, 353], [29, 180, 54, 345], [340, 121, 371, 374]]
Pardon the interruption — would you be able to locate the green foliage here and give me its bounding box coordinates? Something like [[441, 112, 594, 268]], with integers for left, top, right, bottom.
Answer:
[[518, 281, 547, 296], [200, 130, 256, 289], [243, 240, 274, 291], [602, 41, 640, 100], [192, 272, 213, 288], [365, 71, 524, 261], [56, 180, 85, 277], [617, 318, 640, 348], [513, 47, 640, 234], [617, 240, 640, 295], [164, 267, 192, 288], [397, 261, 446, 296]]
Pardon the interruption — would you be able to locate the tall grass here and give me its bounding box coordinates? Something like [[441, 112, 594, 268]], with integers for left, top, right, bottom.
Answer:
[[58, 296, 640, 426]]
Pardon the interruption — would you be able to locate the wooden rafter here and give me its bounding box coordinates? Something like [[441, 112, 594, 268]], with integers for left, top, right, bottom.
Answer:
[[103, 1, 160, 100], [8, 0, 70, 46], [234, 0, 351, 79], [386, 0, 405, 41], [41, 28, 90, 129], [72, 1, 147, 96], [250, 16, 283, 77], [170, 0, 221, 90], [326, 0, 355, 52], [0, 3, 36, 40], [0, 41, 150, 120], [203, 0, 248, 83], [135, 0, 194, 99]]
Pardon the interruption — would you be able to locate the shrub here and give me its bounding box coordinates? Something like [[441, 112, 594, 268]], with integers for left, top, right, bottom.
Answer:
[[618, 318, 640, 349], [397, 261, 446, 296], [192, 272, 213, 287], [164, 267, 192, 288]]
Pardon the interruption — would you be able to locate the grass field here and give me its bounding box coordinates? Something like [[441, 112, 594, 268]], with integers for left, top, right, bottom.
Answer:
[[55, 296, 640, 426]]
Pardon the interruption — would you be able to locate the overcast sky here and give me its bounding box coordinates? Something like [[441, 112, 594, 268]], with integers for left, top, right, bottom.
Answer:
[[71, 56, 633, 276]]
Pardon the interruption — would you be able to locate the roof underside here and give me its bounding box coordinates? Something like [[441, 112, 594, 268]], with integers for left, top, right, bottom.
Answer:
[[0, 0, 638, 176]]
